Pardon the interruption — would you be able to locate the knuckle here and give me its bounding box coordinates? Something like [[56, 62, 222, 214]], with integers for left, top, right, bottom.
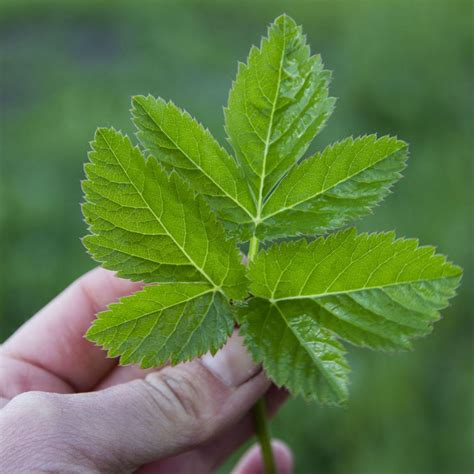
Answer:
[[0, 392, 74, 470], [5, 390, 59, 416], [143, 368, 211, 443], [3, 391, 65, 436]]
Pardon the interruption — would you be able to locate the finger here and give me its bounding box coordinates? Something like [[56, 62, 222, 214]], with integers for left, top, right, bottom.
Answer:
[[95, 362, 171, 390], [0, 353, 73, 401], [140, 385, 289, 474], [97, 366, 288, 473], [1, 333, 270, 472], [1, 267, 142, 394], [232, 440, 293, 474], [97, 345, 288, 473], [95, 365, 157, 389]]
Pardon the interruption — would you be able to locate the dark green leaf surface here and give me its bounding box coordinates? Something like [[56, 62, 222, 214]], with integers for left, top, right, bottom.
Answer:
[[238, 298, 349, 404]]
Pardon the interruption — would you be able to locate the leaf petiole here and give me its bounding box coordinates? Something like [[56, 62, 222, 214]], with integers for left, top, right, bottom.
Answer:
[[252, 398, 276, 474], [247, 235, 277, 474]]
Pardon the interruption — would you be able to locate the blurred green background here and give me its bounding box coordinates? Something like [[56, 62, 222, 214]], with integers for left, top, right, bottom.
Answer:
[[1, 0, 472, 472]]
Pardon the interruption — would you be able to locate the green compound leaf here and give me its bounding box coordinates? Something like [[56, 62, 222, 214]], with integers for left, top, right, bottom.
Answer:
[[128, 18, 406, 245], [241, 229, 461, 402], [247, 229, 462, 352], [249, 228, 461, 301], [225, 14, 334, 230], [238, 298, 349, 404], [132, 95, 256, 234], [82, 127, 246, 300], [258, 135, 408, 240], [81, 15, 463, 401], [86, 283, 234, 367]]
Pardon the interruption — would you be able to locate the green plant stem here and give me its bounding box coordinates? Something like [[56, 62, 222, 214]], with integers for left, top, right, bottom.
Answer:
[[248, 235, 259, 262], [248, 235, 276, 474], [253, 398, 277, 474]]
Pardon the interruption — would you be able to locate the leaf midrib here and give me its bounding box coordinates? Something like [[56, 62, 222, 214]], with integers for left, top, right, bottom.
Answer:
[[89, 287, 215, 336], [136, 102, 256, 221], [273, 303, 346, 401], [261, 143, 405, 221], [254, 16, 287, 224], [174, 292, 218, 360], [269, 274, 460, 303], [99, 130, 219, 290]]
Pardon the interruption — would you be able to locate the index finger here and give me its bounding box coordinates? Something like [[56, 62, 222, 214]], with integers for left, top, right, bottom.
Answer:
[[1, 267, 142, 392]]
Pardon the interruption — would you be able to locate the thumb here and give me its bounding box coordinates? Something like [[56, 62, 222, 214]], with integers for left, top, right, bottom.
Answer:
[[1, 333, 269, 472]]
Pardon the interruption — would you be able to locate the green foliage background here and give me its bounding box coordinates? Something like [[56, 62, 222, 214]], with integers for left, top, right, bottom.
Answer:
[[1, 1, 472, 472]]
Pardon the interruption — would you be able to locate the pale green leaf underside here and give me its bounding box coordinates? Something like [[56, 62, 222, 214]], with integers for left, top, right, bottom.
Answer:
[[125, 17, 408, 245], [82, 127, 246, 299], [250, 228, 461, 300], [257, 135, 408, 240], [238, 298, 349, 404], [225, 14, 335, 232], [248, 228, 461, 351], [132, 95, 256, 228], [86, 283, 233, 367], [240, 228, 460, 402], [80, 14, 463, 403]]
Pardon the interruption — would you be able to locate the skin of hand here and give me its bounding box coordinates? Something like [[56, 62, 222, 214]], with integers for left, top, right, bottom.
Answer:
[[0, 268, 292, 474]]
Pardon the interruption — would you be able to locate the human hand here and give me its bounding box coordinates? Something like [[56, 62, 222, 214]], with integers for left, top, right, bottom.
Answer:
[[0, 268, 292, 473]]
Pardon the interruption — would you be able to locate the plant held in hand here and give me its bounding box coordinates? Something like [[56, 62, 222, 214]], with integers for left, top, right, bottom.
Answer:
[[82, 14, 462, 473]]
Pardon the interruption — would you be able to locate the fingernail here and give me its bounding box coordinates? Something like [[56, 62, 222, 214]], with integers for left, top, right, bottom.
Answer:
[[201, 332, 261, 387]]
